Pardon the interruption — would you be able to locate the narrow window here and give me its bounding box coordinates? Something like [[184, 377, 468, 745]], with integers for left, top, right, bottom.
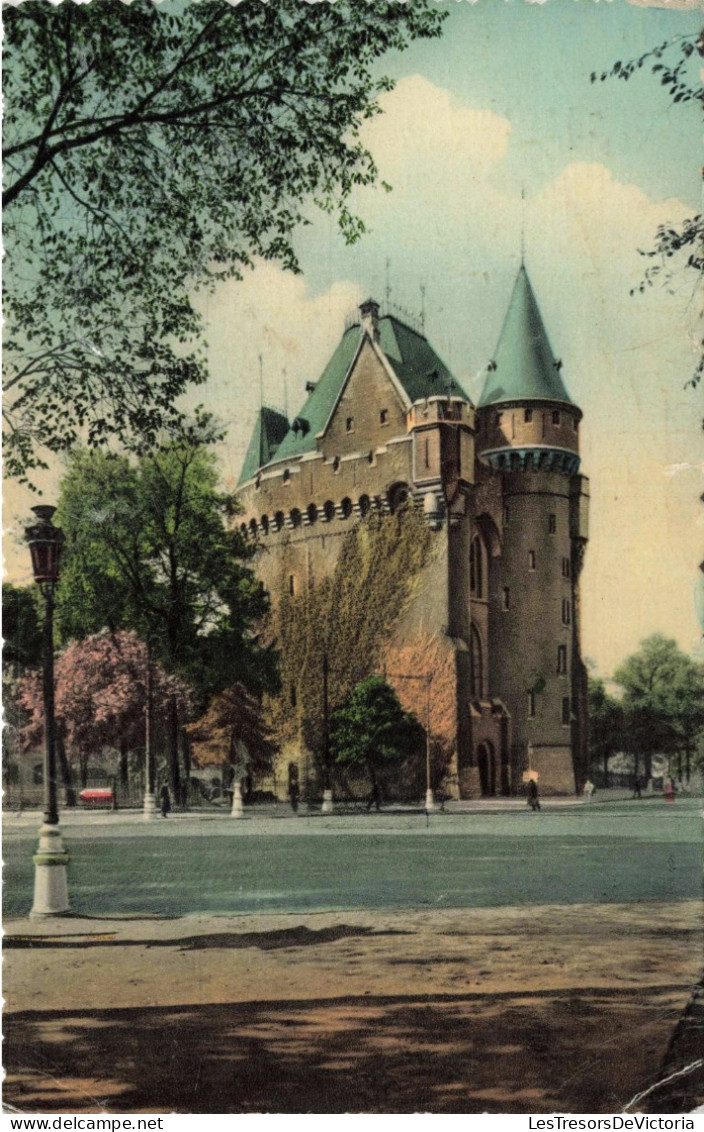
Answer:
[[528, 691, 536, 718], [502, 587, 510, 611], [470, 537, 483, 598], [288, 574, 295, 596], [283, 468, 291, 485], [290, 684, 297, 709], [573, 417, 579, 431], [552, 410, 561, 426], [562, 697, 571, 725], [346, 416, 354, 433], [562, 556, 571, 579], [548, 514, 556, 535], [524, 408, 533, 423], [562, 599, 571, 625], [557, 645, 567, 674], [424, 437, 430, 469], [528, 550, 536, 571], [380, 409, 389, 426], [503, 505, 510, 526]]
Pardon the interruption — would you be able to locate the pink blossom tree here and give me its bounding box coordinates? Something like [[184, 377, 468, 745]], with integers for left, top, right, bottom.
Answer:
[[17, 630, 192, 791]]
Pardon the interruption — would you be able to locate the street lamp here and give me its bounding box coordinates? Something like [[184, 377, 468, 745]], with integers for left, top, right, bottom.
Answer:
[[24, 505, 69, 916], [321, 652, 334, 813]]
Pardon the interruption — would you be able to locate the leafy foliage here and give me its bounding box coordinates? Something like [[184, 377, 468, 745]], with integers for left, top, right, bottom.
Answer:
[[2, 583, 43, 672], [613, 634, 704, 779], [2, 0, 446, 480], [385, 635, 458, 791], [587, 676, 624, 783], [54, 420, 277, 701], [186, 682, 278, 778], [330, 675, 423, 796], [17, 629, 191, 787], [267, 507, 433, 772]]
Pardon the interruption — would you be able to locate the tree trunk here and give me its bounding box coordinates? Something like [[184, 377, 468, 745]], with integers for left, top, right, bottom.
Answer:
[[119, 739, 129, 788], [168, 694, 181, 802], [602, 749, 609, 786], [57, 732, 76, 807]]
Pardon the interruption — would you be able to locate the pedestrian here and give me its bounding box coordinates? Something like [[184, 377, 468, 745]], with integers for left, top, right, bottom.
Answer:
[[160, 783, 171, 818], [527, 778, 540, 811], [584, 779, 595, 800], [289, 779, 299, 813], [632, 778, 642, 799]]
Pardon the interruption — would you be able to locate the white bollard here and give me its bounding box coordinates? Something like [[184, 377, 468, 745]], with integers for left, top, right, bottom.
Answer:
[[321, 788, 334, 814], [31, 824, 70, 917], [231, 780, 244, 818]]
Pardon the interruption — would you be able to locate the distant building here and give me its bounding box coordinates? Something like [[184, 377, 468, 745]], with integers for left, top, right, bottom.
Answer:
[[235, 266, 590, 797]]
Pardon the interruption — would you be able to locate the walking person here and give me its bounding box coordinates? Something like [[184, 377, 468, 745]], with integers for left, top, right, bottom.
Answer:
[[527, 777, 540, 811], [289, 779, 299, 813], [160, 783, 171, 818]]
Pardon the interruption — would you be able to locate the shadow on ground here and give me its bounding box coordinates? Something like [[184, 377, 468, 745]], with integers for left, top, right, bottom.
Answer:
[[3, 925, 413, 952], [4, 984, 682, 1114]]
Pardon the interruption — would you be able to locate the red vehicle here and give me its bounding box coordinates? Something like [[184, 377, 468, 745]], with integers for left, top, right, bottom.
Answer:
[[79, 787, 114, 808]]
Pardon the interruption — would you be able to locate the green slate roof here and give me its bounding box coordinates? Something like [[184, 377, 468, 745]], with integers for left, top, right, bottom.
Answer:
[[238, 406, 290, 486], [478, 265, 574, 408], [242, 313, 466, 475]]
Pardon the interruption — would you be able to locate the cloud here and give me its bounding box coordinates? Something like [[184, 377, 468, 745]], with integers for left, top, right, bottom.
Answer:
[[190, 265, 364, 487], [359, 75, 511, 216]]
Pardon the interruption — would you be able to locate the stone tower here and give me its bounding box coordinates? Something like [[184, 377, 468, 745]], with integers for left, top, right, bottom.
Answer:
[[475, 265, 590, 793]]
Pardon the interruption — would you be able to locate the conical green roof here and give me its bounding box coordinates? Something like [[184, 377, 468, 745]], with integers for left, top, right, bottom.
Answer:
[[478, 266, 573, 408], [238, 406, 290, 486]]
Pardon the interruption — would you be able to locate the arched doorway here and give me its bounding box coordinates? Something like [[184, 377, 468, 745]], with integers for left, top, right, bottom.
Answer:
[[477, 742, 497, 797]]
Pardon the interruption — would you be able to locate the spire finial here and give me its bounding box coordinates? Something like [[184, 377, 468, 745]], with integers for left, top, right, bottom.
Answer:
[[520, 187, 526, 266], [283, 368, 289, 420], [420, 284, 426, 333], [385, 257, 391, 306]]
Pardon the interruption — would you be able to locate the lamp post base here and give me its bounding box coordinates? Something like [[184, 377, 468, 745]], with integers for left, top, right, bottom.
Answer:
[[424, 788, 438, 813], [231, 781, 244, 818], [321, 789, 334, 814], [31, 824, 70, 917], [143, 792, 157, 820]]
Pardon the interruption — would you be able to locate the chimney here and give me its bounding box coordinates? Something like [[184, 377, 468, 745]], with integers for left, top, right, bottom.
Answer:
[[359, 298, 380, 342]]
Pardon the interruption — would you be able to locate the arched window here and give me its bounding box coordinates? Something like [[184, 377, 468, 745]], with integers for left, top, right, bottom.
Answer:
[[273, 511, 285, 532], [470, 624, 483, 699], [261, 515, 269, 535], [470, 535, 485, 598], [340, 497, 353, 519], [290, 508, 302, 529], [359, 494, 371, 517], [249, 518, 258, 538], [307, 503, 318, 525], [282, 469, 291, 485], [323, 500, 335, 522]]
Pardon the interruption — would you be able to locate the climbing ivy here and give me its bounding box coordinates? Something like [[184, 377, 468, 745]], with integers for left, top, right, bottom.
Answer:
[[266, 507, 434, 775]]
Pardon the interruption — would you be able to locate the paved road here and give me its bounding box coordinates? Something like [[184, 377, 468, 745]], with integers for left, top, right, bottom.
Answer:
[[3, 798, 701, 918]]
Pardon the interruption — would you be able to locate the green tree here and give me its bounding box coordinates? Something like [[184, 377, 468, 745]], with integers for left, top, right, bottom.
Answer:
[[613, 634, 704, 783], [330, 675, 424, 807], [587, 676, 624, 785], [2, 584, 43, 673], [2, 0, 446, 480], [54, 423, 278, 793]]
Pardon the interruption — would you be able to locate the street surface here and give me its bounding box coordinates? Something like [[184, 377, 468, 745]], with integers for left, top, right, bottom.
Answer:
[[3, 797, 702, 917], [4, 797, 703, 1114]]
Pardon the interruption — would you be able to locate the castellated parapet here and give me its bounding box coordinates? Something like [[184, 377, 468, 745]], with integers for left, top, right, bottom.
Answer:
[[234, 271, 589, 801]]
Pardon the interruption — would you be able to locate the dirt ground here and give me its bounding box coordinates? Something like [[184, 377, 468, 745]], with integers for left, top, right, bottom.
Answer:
[[3, 899, 703, 1114]]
